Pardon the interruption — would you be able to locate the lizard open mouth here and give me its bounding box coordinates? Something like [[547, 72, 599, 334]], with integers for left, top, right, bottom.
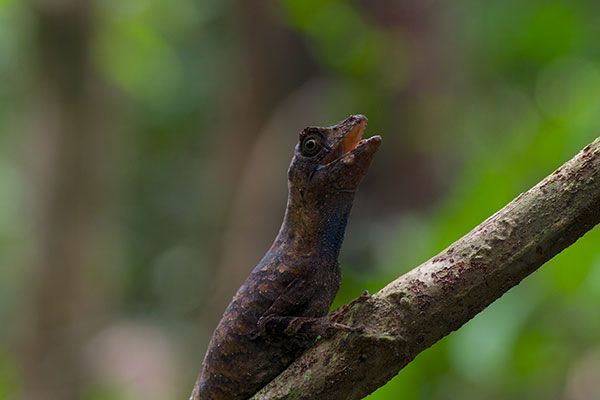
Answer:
[[319, 116, 369, 165]]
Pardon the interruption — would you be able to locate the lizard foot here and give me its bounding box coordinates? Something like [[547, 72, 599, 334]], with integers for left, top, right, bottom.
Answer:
[[330, 290, 371, 322]]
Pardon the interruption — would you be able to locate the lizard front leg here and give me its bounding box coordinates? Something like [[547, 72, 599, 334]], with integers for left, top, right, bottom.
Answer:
[[257, 281, 369, 339], [258, 314, 364, 338]]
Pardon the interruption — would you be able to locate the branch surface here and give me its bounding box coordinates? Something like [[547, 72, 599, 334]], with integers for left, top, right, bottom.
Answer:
[[251, 136, 600, 400]]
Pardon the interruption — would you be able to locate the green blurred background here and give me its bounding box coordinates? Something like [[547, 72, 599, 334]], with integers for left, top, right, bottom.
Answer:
[[1, 0, 600, 399]]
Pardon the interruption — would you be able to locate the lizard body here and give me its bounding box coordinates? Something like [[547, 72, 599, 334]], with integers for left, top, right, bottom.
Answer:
[[192, 115, 381, 400]]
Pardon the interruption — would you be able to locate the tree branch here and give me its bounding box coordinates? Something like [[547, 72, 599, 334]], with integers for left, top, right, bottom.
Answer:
[[251, 136, 600, 400]]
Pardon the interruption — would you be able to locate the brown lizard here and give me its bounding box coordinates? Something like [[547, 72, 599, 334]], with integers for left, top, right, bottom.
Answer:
[[191, 115, 381, 400]]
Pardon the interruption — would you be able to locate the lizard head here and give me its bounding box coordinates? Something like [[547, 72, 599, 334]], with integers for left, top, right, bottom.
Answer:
[[288, 114, 381, 197]]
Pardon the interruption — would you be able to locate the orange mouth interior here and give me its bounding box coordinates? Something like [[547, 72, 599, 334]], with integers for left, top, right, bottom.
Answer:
[[342, 121, 367, 153], [319, 120, 366, 165]]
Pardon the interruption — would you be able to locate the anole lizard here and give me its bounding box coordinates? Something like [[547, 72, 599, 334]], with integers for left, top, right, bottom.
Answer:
[[191, 115, 381, 399]]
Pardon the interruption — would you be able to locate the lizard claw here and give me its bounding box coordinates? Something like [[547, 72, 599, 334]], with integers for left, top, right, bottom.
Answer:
[[358, 290, 371, 301], [330, 290, 371, 320]]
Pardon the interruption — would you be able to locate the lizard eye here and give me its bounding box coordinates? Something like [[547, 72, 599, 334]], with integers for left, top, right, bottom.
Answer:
[[301, 136, 319, 156]]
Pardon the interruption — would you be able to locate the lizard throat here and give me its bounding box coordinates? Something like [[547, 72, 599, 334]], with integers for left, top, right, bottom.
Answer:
[[275, 192, 355, 260]]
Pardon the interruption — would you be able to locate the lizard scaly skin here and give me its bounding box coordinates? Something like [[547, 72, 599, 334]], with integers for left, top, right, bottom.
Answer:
[[192, 115, 381, 400]]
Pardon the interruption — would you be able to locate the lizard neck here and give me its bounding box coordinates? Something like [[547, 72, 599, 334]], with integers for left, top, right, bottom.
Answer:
[[273, 187, 356, 261]]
